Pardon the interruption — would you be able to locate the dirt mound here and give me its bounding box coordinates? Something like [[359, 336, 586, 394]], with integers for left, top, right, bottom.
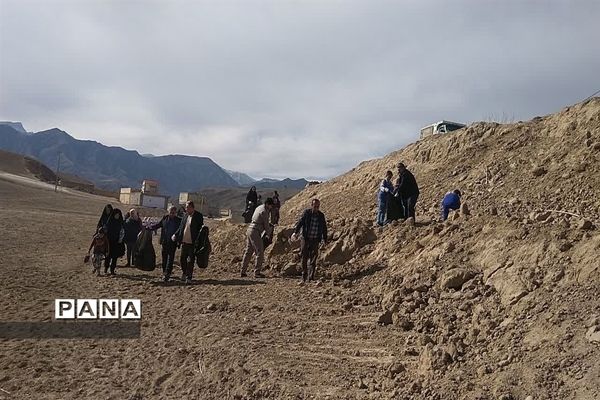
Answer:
[[209, 97, 600, 398], [281, 97, 600, 225]]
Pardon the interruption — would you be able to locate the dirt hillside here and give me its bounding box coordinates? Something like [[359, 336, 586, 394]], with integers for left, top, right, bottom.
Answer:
[[0, 98, 598, 400], [210, 98, 600, 399], [0, 149, 57, 182]]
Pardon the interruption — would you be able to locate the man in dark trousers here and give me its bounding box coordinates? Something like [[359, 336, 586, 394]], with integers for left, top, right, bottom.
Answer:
[[395, 162, 420, 221], [150, 206, 182, 282], [172, 201, 204, 284], [293, 199, 328, 284]]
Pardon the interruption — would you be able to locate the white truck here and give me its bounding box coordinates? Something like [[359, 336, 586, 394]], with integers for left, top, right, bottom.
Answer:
[[420, 120, 466, 140]]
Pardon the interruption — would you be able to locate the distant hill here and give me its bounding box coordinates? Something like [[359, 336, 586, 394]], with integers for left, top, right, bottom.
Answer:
[[253, 177, 309, 189], [0, 125, 239, 195], [0, 148, 55, 181], [0, 148, 117, 197], [200, 186, 302, 214], [225, 169, 256, 186], [0, 121, 28, 134]]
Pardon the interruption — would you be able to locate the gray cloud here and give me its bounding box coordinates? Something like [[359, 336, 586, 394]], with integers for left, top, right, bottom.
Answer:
[[1, 0, 599, 179]]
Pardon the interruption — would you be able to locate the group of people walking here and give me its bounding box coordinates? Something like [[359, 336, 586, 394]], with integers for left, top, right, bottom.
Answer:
[[87, 201, 210, 284], [87, 164, 459, 285], [376, 162, 462, 226], [89, 205, 127, 276], [87, 192, 327, 285]]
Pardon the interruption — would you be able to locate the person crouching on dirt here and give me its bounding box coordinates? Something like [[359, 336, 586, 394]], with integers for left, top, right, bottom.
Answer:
[[123, 208, 142, 267], [241, 197, 274, 278], [292, 199, 328, 284], [105, 208, 125, 275], [394, 162, 420, 222], [87, 227, 109, 276], [441, 189, 462, 221], [377, 171, 394, 226], [149, 206, 182, 282], [172, 201, 204, 284]]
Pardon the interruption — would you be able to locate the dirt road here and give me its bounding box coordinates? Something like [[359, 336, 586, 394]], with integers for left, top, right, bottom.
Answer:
[[0, 179, 406, 400]]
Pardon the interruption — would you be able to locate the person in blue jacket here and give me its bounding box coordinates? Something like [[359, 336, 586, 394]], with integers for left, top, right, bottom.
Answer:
[[441, 189, 462, 221], [376, 170, 394, 226]]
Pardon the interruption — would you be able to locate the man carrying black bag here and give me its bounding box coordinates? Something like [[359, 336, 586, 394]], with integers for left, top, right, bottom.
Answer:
[[195, 225, 211, 270]]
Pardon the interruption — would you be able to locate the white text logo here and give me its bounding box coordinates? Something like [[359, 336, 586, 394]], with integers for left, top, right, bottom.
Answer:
[[55, 299, 142, 320]]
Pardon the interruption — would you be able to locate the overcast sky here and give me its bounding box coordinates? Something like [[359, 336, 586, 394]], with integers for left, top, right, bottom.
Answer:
[[1, 1, 599, 180]]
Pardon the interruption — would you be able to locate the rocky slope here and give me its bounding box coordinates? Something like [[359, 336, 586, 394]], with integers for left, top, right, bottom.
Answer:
[[210, 97, 600, 399]]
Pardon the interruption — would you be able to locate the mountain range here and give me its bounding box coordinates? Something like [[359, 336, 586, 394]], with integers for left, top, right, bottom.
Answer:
[[0, 123, 308, 195]]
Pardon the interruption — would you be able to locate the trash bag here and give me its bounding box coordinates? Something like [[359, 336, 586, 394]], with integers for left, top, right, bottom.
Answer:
[[116, 242, 126, 258], [262, 231, 272, 249], [243, 202, 256, 223], [386, 195, 405, 221], [134, 229, 156, 271], [195, 226, 211, 269]]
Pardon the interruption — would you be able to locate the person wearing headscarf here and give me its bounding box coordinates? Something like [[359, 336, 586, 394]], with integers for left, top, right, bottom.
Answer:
[[105, 208, 125, 275], [97, 204, 113, 231], [123, 208, 143, 267]]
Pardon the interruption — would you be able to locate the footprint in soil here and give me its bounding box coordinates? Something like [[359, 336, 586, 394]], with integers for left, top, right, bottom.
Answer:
[[154, 373, 172, 388]]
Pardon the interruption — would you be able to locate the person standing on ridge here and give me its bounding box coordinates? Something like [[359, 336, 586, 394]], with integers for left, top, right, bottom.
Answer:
[[272, 190, 281, 225], [394, 162, 420, 222], [376, 171, 394, 226], [244, 186, 259, 223]]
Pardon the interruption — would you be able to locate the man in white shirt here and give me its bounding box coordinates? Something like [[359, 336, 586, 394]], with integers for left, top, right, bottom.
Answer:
[[172, 201, 204, 284], [241, 198, 274, 278]]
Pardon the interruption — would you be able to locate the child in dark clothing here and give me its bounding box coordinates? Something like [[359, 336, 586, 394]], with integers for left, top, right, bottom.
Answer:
[[88, 227, 109, 276]]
